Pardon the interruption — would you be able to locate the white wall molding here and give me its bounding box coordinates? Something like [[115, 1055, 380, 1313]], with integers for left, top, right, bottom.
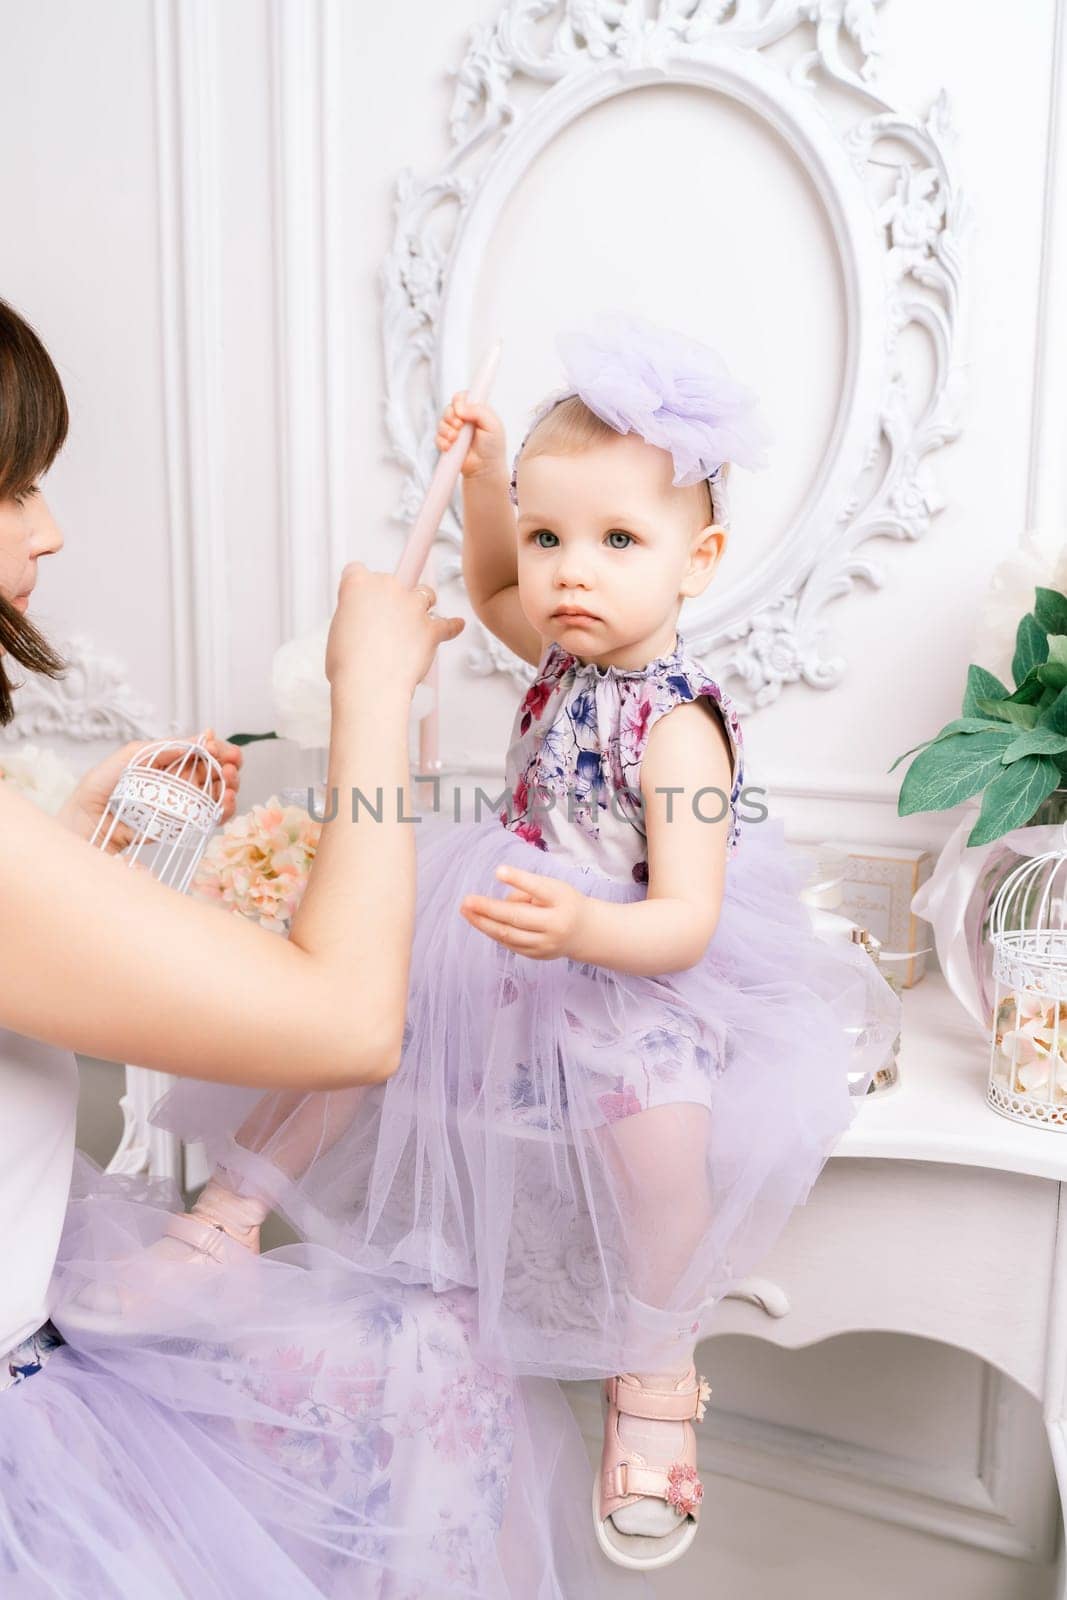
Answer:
[[382, 0, 970, 721], [269, 0, 343, 640], [1, 636, 160, 745], [1026, 0, 1067, 534], [152, 0, 230, 736]]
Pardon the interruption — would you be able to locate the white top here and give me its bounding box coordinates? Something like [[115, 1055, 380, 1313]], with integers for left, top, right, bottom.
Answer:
[[0, 1028, 79, 1352]]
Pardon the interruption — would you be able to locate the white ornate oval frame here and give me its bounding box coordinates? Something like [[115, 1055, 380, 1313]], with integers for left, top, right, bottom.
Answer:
[[382, 0, 967, 712]]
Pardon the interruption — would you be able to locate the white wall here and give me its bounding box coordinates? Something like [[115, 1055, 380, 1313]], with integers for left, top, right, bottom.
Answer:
[[1, 1, 1064, 1594]]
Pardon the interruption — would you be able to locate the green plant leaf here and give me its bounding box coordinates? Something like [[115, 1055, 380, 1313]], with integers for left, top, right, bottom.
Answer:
[[1001, 727, 1067, 764], [886, 718, 1008, 774], [897, 729, 1013, 817], [1002, 668, 1047, 704], [974, 696, 1040, 730], [966, 755, 1062, 845], [1035, 587, 1067, 636], [1048, 634, 1067, 669], [226, 730, 280, 746], [961, 663, 1009, 717], [1038, 662, 1067, 691], [1043, 686, 1067, 733], [1013, 613, 1049, 687]]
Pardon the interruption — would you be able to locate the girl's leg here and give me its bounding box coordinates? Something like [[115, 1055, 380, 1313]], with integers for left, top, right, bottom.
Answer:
[[601, 1102, 713, 1314], [597, 1102, 713, 1538], [173, 1088, 370, 1254]]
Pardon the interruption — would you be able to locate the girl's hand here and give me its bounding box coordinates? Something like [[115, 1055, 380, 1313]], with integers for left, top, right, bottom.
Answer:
[[459, 863, 589, 961], [58, 730, 243, 851], [436, 390, 507, 480], [325, 561, 464, 701]]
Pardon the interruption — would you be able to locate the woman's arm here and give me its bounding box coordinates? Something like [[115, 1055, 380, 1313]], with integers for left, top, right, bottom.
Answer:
[[459, 702, 732, 977], [0, 564, 464, 1091]]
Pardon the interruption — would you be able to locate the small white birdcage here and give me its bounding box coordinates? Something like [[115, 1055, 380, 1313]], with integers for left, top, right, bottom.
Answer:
[[987, 823, 1067, 1129], [90, 734, 225, 893]]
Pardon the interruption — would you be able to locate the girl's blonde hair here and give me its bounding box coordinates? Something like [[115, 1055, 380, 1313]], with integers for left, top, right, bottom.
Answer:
[[519, 395, 719, 528]]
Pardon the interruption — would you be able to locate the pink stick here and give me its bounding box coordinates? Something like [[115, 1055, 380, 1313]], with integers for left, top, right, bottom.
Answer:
[[417, 550, 441, 775], [393, 340, 502, 589], [397, 341, 502, 782]]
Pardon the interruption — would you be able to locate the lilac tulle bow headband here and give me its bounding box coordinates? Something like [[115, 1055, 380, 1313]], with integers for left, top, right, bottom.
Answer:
[[508, 313, 770, 528]]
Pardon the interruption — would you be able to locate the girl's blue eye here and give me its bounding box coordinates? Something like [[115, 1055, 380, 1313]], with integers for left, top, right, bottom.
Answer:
[[606, 530, 633, 549], [533, 530, 558, 548]]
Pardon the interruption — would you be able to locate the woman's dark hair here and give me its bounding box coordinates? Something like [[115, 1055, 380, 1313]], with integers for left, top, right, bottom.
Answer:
[[0, 299, 68, 725]]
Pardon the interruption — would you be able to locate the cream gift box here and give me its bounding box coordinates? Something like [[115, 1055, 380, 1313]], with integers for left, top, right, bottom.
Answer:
[[833, 845, 934, 989]]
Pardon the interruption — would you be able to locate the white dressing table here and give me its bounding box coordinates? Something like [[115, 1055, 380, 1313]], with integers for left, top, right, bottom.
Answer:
[[696, 971, 1067, 1583]]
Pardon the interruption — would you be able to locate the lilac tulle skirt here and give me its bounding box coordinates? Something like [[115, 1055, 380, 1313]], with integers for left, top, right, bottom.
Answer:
[[155, 811, 900, 1380], [1, 1156, 638, 1598]]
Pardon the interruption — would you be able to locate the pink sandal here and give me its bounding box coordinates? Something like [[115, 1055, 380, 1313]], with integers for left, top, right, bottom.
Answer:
[[593, 1366, 711, 1571], [152, 1179, 266, 1265], [56, 1199, 261, 1336], [151, 1211, 259, 1264]]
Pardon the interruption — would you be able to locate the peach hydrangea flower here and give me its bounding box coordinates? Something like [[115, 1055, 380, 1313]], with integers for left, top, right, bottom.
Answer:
[[0, 743, 79, 814], [192, 797, 321, 933]]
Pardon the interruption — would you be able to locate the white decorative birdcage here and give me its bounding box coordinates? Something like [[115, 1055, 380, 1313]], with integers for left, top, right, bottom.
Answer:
[[91, 734, 225, 1181], [90, 735, 225, 892], [987, 825, 1067, 1129]]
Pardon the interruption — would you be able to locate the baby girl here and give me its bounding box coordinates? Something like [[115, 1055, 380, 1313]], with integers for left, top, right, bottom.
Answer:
[[155, 313, 900, 1574]]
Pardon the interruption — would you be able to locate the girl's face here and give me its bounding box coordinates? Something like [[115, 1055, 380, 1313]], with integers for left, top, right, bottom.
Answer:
[[0, 487, 63, 616], [515, 431, 725, 667]]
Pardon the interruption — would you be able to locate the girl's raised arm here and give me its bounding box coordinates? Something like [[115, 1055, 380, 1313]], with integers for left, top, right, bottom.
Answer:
[[0, 564, 464, 1091]]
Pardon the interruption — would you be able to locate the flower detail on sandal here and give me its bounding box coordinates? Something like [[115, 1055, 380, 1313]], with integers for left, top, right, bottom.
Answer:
[[665, 1462, 704, 1519], [695, 1375, 712, 1421]]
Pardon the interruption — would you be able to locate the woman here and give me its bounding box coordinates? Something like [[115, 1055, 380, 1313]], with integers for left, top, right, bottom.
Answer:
[[0, 296, 517, 1598]]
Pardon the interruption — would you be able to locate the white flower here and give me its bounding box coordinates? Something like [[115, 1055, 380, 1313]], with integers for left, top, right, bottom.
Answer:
[[0, 743, 80, 814], [272, 622, 434, 750], [971, 529, 1067, 688]]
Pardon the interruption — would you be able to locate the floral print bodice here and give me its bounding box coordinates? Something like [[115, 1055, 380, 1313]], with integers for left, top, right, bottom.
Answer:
[[498, 634, 744, 886]]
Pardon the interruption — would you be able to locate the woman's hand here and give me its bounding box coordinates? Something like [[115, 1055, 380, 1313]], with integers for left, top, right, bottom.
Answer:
[[459, 863, 590, 961], [325, 562, 464, 703], [57, 730, 243, 852], [436, 391, 507, 480]]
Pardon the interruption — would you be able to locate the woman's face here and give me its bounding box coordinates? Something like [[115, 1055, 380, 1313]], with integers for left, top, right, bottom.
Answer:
[[0, 488, 63, 612]]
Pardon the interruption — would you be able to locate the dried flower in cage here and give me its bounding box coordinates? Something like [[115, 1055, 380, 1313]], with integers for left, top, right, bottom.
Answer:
[[994, 992, 1067, 1098], [192, 798, 321, 934], [994, 988, 1046, 1049], [1015, 1053, 1067, 1102]]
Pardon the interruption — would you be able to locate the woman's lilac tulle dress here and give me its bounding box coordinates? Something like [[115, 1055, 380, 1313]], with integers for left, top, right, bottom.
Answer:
[[155, 634, 901, 1382], [3, 1154, 632, 1598]]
